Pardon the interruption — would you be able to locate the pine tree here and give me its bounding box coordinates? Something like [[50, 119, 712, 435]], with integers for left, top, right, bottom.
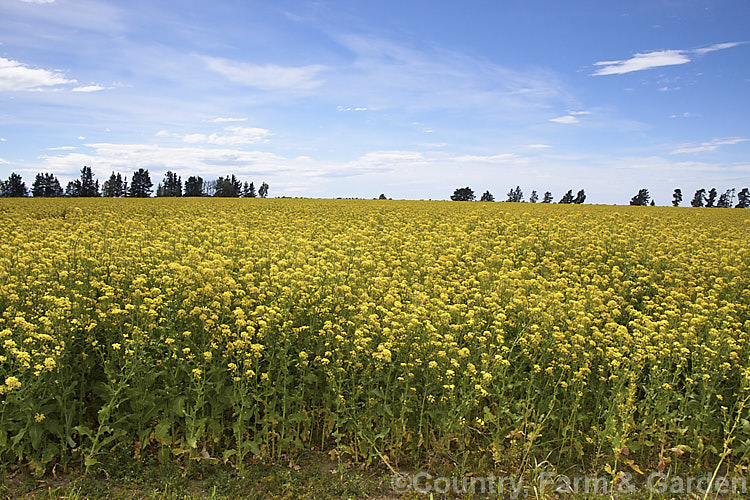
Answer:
[[691, 189, 706, 207], [157, 171, 182, 197], [129, 168, 153, 197], [573, 189, 586, 204], [31, 173, 63, 197], [451, 187, 475, 201], [736, 188, 750, 208], [559, 190, 574, 204], [0, 172, 28, 197], [629, 188, 650, 206], [706, 188, 717, 208], [506, 186, 523, 202], [214, 175, 242, 197], [672, 188, 682, 207], [184, 176, 205, 197], [102, 172, 125, 197], [76, 166, 100, 197]]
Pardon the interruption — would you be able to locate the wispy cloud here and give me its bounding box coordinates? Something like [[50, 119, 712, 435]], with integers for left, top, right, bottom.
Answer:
[[210, 117, 248, 123], [670, 137, 748, 154], [337, 106, 370, 112], [157, 126, 271, 146], [593, 50, 690, 76], [329, 33, 567, 115], [40, 143, 287, 179], [452, 153, 524, 164], [0, 56, 74, 91], [592, 42, 744, 76], [201, 56, 326, 90], [72, 84, 108, 92], [549, 115, 579, 124], [694, 42, 744, 55], [20, 0, 55, 3], [525, 144, 552, 149]]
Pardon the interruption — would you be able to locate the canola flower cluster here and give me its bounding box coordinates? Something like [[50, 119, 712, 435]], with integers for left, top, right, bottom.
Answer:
[[0, 198, 748, 473]]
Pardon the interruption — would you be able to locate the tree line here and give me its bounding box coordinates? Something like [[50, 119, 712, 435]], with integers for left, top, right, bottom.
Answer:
[[629, 187, 750, 208], [449, 185, 749, 208], [0, 167, 270, 198], [452, 186, 586, 204]]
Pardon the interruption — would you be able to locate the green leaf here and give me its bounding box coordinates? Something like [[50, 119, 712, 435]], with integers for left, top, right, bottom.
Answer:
[[74, 425, 93, 440], [222, 449, 237, 462], [154, 420, 172, 444], [84, 456, 100, 467], [29, 424, 42, 450]]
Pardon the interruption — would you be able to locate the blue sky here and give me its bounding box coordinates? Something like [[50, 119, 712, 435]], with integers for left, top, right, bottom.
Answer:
[[0, 0, 748, 203]]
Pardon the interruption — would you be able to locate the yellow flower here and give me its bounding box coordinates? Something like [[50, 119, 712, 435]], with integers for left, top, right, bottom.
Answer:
[[4, 376, 21, 391]]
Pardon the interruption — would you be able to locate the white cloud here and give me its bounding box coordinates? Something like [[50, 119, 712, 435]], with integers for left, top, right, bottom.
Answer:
[[40, 143, 287, 178], [525, 144, 552, 149], [0, 158, 9, 164], [570, 110, 591, 115], [592, 42, 744, 76], [337, 106, 370, 112], [47, 146, 77, 150], [593, 50, 690, 76], [211, 117, 248, 123], [671, 112, 699, 118], [452, 153, 518, 163], [20, 0, 55, 3], [694, 42, 744, 55], [0, 56, 74, 91], [670, 137, 748, 154], [549, 115, 579, 124], [72, 85, 107, 92], [157, 126, 271, 146], [0, 138, 7, 142], [201, 56, 326, 90]]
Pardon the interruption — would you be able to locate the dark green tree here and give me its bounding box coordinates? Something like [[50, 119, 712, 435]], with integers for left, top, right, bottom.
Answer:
[[506, 186, 523, 202], [672, 188, 682, 207], [66, 166, 100, 197], [214, 175, 242, 197], [542, 191, 553, 203], [706, 188, 717, 208], [258, 181, 269, 198], [129, 168, 153, 197], [31, 173, 63, 197], [184, 176, 205, 197], [574, 189, 586, 204], [529, 190, 538, 203], [691, 188, 706, 207], [243, 181, 256, 198], [0, 172, 28, 197], [480, 190, 495, 202], [156, 171, 182, 197], [650, 200, 656, 206], [102, 172, 126, 197], [736, 188, 750, 208], [715, 188, 734, 208], [451, 187, 475, 201], [559, 190, 574, 204], [629, 188, 650, 206], [378, 193, 387, 200]]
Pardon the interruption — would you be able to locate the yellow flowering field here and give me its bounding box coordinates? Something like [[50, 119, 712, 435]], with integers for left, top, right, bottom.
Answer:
[[0, 198, 749, 476]]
